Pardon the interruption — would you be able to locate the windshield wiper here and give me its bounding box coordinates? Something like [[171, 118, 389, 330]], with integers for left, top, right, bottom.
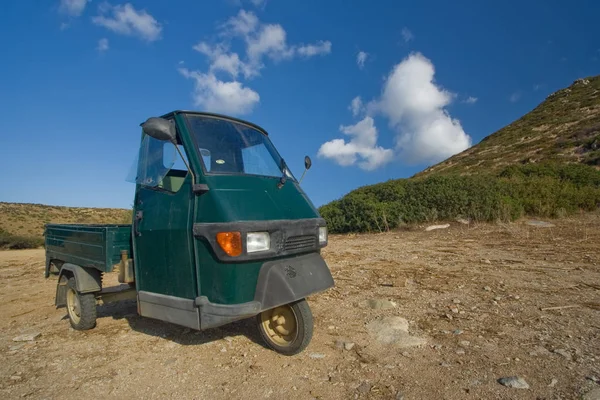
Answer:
[[277, 159, 287, 189]]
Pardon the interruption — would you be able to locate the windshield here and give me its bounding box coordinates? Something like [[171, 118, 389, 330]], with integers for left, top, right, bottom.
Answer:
[[185, 114, 294, 180]]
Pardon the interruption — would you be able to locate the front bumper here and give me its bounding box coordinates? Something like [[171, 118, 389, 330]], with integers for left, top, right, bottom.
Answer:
[[196, 252, 334, 329]]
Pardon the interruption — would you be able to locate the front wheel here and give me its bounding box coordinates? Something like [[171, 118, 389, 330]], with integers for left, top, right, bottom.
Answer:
[[257, 299, 313, 355]]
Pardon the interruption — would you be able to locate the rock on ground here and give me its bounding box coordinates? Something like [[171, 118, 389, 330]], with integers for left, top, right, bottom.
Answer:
[[497, 376, 530, 389], [12, 332, 41, 342], [425, 224, 450, 231], [582, 387, 600, 400], [366, 317, 427, 348], [361, 299, 397, 310]]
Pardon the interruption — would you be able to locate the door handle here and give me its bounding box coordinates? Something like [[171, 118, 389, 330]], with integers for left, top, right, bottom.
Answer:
[[133, 211, 143, 237]]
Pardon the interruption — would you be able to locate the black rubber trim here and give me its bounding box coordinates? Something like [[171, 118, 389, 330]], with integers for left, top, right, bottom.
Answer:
[[138, 291, 200, 330], [138, 291, 196, 311], [254, 253, 334, 311], [195, 296, 261, 330], [193, 218, 327, 262]]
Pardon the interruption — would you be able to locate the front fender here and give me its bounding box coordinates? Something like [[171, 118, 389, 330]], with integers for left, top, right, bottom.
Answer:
[[254, 252, 334, 311]]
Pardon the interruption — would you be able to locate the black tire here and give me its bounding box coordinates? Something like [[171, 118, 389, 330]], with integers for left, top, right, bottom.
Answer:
[[257, 299, 313, 356], [66, 277, 97, 330]]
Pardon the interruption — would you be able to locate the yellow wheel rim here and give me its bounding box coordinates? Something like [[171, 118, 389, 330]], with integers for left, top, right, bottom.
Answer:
[[260, 305, 298, 347], [66, 287, 81, 325]]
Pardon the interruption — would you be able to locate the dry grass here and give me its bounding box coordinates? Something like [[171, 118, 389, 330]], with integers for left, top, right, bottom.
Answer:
[[0, 202, 132, 238]]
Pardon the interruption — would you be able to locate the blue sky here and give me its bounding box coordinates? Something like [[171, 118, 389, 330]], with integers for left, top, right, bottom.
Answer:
[[0, 0, 598, 209]]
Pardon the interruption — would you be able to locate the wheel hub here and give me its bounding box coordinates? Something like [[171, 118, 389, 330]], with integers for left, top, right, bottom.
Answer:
[[67, 288, 81, 324], [261, 305, 298, 346]]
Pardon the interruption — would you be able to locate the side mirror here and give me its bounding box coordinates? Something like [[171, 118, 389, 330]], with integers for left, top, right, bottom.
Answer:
[[304, 155, 312, 170], [141, 117, 176, 143]]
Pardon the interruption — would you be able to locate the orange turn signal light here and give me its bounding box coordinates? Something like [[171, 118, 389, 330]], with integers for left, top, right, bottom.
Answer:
[[216, 231, 242, 257]]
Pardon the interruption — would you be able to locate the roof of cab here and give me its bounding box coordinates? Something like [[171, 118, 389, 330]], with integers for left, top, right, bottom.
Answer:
[[153, 110, 269, 136]]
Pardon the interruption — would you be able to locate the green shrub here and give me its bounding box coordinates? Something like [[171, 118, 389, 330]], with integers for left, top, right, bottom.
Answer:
[[320, 163, 600, 233], [0, 228, 45, 250]]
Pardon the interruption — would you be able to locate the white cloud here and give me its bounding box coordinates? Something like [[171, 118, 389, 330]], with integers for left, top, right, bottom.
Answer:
[[224, 9, 260, 37], [178, 68, 260, 115], [97, 38, 109, 52], [321, 52, 471, 168], [401, 27, 414, 42], [509, 91, 521, 102], [356, 51, 368, 69], [349, 96, 364, 117], [92, 3, 162, 42], [297, 40, 331, 57], [533, 83, 544, 91], [246, 23, 294, 62], [183, 10, 331, 115], [464, 96, 478, 104], [59, 0, 88, 17], [318, 117, 393, 170], [374, 53, 471, 163]]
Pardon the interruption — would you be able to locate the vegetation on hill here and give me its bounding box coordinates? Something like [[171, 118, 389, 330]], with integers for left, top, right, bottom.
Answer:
[[419, 76, 600, 177], [0, 203, 132, 249], [0, 228, 45, 250], [320, 76, 600, 233], [320, 163, 600, 233]]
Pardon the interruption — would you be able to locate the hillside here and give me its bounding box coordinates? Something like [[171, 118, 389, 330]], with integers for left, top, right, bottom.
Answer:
[[0, 203, 131, 249], [418, 76, 600, 177], [320, 76, 600, 233]]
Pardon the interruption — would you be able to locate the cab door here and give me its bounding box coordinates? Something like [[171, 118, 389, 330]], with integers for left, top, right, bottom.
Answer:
[[131, 131, 197, 300]]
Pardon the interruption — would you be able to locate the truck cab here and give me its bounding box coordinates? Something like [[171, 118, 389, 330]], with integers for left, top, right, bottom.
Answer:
[[46, 111, 334, 355]]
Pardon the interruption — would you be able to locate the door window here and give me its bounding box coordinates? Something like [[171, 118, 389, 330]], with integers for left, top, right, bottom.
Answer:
[[127, 133, 189, 192]]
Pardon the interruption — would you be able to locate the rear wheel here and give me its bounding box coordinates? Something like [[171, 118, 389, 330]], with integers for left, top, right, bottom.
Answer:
[[66, 277, 97, 330], [257, 299, 313, 355]]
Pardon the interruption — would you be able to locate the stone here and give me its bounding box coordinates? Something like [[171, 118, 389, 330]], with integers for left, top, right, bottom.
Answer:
[[456, 218, 470, 225], [10, 375, 22, 381], [453, 329, 464, 335], [366, 317, 426, 348], [309, 353, 326, 359], [552, 349, 572, 360], [460, 340, 470, 347], [362, 299, 397, 310], [344, 342, 355, 351], [526, 220, 555, 228], [395, 391, 404, 400], [425, 224, 450, 231], [497, 376, 530, 389], [452, 299, 461, 304], [357, 382, 371, 393], [450, 307, 459, 314], [582, 388, 600, 400], [12, 333, 40, 342], [483, 286, 491, 291], [456, 349, 465, 355], [548, 378, 558, 387]]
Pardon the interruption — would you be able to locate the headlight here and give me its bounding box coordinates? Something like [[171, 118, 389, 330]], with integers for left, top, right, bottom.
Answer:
[[247, 232, 270, 253], [318, 226, 328, 244]]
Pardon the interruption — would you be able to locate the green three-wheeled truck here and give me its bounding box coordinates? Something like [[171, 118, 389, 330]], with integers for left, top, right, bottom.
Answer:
[[44, 111, 334, 355]]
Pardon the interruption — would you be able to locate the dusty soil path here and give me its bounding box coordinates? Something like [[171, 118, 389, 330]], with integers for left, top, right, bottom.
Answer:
[[1, 215, 599, 399]]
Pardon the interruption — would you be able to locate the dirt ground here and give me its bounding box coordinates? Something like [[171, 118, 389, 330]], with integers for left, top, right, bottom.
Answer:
[[1, 214, 599, 400]]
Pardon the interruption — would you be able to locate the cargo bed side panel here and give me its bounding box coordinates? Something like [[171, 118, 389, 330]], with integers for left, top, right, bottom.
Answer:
[[45, 224, 132, 272]]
